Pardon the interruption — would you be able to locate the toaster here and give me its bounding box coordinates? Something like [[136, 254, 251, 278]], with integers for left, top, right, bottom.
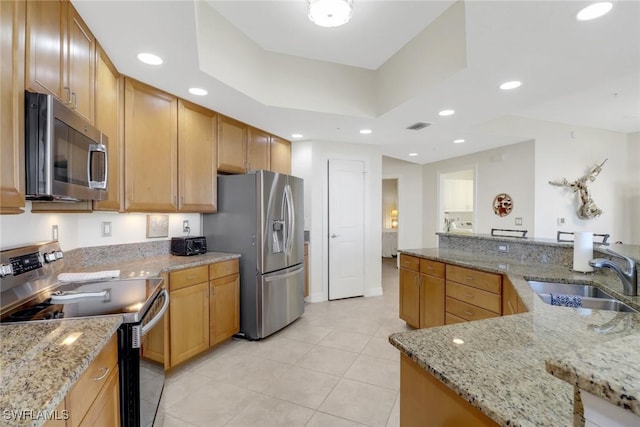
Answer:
[[170, 236, 207, 256]]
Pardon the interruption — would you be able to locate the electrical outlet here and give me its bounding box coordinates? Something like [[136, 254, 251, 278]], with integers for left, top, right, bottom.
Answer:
[[183, 220, 190, 233], [557, 217, 566, 226], [498, 244, 509, 253], [102, 221, 112, 237], [515, 217, 523, 226], [52, 225, 58, 241]]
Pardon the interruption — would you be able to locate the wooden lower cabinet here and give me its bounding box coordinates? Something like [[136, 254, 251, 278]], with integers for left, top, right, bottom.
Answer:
[[209, 273, 239, 346], [502, 276, 528, 315], [399, 255, 445, 329], [400, 353, 498, 427], [399, 267, 420, 328], [169, 280, 210, 367], [77, 366, 120, 427]]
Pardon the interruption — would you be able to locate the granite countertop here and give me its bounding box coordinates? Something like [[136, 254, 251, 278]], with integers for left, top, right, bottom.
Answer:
[[389, 248, 640, 427], [0, 316, 122, 427]]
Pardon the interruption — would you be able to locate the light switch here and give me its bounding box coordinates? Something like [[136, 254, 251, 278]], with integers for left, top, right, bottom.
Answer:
[[515, 217, 523, 226], [102, 221, 112, 237]]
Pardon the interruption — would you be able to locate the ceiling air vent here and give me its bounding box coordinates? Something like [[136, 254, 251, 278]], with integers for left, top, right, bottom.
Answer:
[[406, 122, 431, 131]]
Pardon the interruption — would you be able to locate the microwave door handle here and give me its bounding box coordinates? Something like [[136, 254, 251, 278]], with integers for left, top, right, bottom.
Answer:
[[87, 143, 108, 189]]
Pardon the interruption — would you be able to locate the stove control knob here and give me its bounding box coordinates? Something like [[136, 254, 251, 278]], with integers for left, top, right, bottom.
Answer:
[[0, 264, 13, 277], [44, 252, 57, 263], [54, 251, 64, 260]]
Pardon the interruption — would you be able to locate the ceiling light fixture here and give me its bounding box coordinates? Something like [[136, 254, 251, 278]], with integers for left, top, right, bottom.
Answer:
[[576, 2, 613, 21], [438, 109, 455, 117], [499, 80, 522, 90], [408, 153, 418, 157], [188, 88, 208, 96], [308, 0, 353, 28], [453, 139, 465, 144], [359, 129, 372, 135], [291, 134, 304, 139], [137, 52, 163, 65]]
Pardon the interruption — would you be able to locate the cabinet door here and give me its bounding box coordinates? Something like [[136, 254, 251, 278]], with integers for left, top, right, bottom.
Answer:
[[400, 268, 420, 328], [66, 4, 95, 123], [93, 44, 122, 211], [124, 78, 178, 212], [78, 367, 120, 427], [209, 274, 240, 347], [247, 126, 270, 171], [169, 282, 209, 367], [25, 0, 66, 101], [0, 0, 26, 214], [217, 115, 247, 173], [270, 136, 291, 175], [178, 99, 217, 212], [420, 274, 445, 328]]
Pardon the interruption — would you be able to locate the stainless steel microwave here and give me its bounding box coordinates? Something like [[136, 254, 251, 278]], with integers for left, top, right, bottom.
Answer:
[[25, 91, 108, 201]]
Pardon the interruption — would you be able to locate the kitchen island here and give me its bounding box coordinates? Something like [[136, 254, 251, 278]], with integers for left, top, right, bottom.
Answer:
[[390, 246, 640, 427]]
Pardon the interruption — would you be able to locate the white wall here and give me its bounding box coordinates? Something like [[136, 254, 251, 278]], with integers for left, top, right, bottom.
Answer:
[[382, 156, 423, 251], [422, 141, 535, 247], [292, 141, 382, 302], [0, 204, 201, 250], [627, 132, 640, 244]]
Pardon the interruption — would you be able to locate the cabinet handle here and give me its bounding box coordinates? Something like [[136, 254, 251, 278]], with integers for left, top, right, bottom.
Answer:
[[63, 86, 72, 104], [70, 92, 77, 110], [92, 367, 109, 382], [426, 266, 433, 270], [465, 276, 475, 281], [186, 276, 196, 280], [464, 294, 474, 299], [464, 310, 474, 316], [180, 195, 184, 208]]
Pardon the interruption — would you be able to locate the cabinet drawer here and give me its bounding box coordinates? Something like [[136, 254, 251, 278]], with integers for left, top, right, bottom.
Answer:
[[67, 334, 118, 427], [446, 297, 499, 322], [399, 254, 419, 272], [209, 259, 239, 279], [170, 265, 208, 291], [446, 265, 501, 294], [446, 281, 501, 314], [420, 259, 445, 278], [445, 312, 467, 325]]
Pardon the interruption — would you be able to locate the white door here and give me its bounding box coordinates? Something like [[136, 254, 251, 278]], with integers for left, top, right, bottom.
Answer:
[[328, 159, 365, 300]]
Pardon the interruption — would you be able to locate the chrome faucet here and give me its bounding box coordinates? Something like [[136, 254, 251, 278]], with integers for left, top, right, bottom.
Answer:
[[589, 251, 638, 296]]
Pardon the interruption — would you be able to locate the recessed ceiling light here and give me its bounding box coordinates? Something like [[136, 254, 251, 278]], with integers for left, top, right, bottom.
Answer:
[[188, 88, 208, 96], [577, 2, 613, 21], [499, 81, 522, 90], [438, 109, 455, 117], [359, 129, 372, 135], [408, 153, 418, 157], [453, 139, 465, 144], [137, 52, 163, 65], [291, 134, 303, 139]]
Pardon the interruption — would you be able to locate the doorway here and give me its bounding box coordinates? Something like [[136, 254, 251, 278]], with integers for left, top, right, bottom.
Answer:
[[438, 168, 475, 234], [382, 179, 398, 258], [328, 159, 365, 300]]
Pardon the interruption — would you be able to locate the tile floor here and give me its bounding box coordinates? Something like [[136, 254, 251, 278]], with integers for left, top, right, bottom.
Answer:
[[159, 257, 410, 427]]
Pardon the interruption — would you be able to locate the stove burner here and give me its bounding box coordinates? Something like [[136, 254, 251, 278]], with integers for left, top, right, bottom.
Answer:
[[8, 303, 51, 321]]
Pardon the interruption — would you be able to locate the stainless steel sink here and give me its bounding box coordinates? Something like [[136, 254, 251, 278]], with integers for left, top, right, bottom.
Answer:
[[527, 280, 638, 313]]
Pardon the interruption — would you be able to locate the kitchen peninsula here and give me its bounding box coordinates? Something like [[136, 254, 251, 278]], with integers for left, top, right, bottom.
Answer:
[[390, 233, 640, 426]]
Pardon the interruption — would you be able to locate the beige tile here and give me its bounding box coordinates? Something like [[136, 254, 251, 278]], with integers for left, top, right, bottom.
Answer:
[[235, 336, 315, 364], [344, 354, 400, 390], [159, 413, 195, 427], [263, 366, 340, 409], [164, 381, 260, 426], [319, 330, 372, 353], [295, 345, 359, 376], [275, 321, 332, 344], [306, 412, 367, 427], [160, 370, 212, 409], [191, 351, 289, 392], [319, 378, 397, 427], [362, 336, 401, 361], [386, 394, 400, 427], [226, 395, 314, 427]]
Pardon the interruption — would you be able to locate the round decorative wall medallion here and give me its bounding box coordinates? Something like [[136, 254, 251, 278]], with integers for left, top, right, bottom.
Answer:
[[493, 193, 513, 217]]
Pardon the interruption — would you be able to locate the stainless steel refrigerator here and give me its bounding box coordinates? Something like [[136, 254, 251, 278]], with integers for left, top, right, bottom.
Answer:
[[203, 170, 305, 340]]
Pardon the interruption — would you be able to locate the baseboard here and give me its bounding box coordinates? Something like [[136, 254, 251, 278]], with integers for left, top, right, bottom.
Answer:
[[365, 287, 383, 297], [305, 292, 326, 303]]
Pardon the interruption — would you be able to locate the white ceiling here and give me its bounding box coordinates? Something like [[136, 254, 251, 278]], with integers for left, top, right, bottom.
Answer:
[[71, 0, 640, 165]]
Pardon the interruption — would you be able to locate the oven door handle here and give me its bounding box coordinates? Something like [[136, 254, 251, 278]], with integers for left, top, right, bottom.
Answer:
[[141, 290, 169, 337]]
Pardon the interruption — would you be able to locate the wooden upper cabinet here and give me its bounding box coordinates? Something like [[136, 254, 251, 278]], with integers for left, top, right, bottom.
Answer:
[[26, 0, 96, 123], [0, 0, 26, 214], [270, 136, 291, 175], [217, 115, 247, 174], [25, 0, 66, 100], [93, 44, 122, 211], [247, 127, 270, 171], [124, 78, 178, 212], [66, 4, 95, 123], [178, 99, 217, 213]]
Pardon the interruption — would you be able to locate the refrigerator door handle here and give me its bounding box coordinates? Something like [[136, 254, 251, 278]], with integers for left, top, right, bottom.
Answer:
[[284, 184, 295, 254], [264, 264, 304, 282]]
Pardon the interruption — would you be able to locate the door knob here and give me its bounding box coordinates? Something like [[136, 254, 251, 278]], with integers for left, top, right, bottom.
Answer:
[[330, 233, 340, 238]]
